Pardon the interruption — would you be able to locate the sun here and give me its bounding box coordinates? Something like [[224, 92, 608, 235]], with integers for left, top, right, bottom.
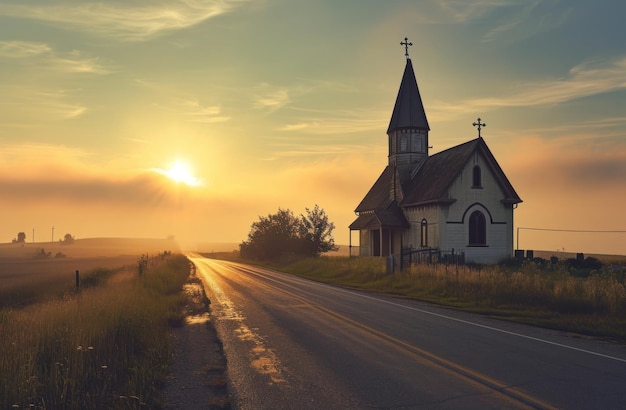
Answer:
[[157, 160, 203, 187]]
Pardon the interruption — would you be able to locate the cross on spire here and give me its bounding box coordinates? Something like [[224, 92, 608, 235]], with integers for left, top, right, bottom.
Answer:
[[400, 37, 412, 59], [473, 117, 486, 137]]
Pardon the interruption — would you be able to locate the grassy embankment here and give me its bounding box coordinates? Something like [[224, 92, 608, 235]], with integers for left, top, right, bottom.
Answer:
[[0, 253, 190, 409], [211, 251, 626, 341]]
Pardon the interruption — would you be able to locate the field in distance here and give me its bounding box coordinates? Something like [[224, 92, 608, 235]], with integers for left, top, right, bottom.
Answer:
[[0, 237, 181, 299], [0, 237, 180, 259]]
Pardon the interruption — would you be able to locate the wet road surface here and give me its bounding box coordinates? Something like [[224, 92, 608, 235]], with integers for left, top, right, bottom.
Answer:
[[188, 254, 626, 409]]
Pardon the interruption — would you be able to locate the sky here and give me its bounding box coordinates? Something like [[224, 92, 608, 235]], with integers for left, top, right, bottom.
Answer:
[[0, 0, 625, 255]]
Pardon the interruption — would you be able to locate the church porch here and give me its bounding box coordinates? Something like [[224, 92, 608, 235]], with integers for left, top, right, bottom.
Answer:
[[348, 209, 408, 258]]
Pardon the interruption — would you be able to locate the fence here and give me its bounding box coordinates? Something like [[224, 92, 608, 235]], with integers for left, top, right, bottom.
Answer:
[[400, 247, 465, 270]]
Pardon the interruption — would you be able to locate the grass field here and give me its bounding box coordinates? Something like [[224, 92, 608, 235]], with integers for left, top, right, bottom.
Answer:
[[0, 246, 190, 409], [0, 237, 180, 259], [0, 237, 179, 310]]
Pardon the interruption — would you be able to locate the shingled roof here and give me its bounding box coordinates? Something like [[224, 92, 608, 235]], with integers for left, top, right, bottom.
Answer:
[[353, 137, 522, 214], [401, 137, 521, 207], [348, 203, 409, 230], [354, 166, 394, 213], [387, 58, 429, 133]]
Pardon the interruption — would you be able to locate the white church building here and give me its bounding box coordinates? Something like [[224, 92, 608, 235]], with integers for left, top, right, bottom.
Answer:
[[349, 44, 522, 265]]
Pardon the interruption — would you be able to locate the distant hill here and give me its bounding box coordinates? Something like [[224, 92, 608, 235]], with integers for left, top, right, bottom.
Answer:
[[191, 242, 240, 253], [192, 242, 353, 256], [0, 237, 180, 259]]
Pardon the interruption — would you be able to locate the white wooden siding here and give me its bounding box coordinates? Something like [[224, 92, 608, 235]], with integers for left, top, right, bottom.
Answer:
[[402, 206, 440, 249], [443, 151, 514, 263]]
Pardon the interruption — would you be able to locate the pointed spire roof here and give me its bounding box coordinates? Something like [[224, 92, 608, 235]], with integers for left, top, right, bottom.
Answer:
[[387, 58, 429, 134]]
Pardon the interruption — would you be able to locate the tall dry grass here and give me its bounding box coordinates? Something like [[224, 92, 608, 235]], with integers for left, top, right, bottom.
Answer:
[[0, 256, 139, 309], [0, 254, 190, 409], [275, 256, 626, 340]]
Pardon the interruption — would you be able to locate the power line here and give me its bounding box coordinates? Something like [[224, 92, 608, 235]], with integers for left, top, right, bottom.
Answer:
[[516, 227, 626, 250], [518, 227, 626, 233]]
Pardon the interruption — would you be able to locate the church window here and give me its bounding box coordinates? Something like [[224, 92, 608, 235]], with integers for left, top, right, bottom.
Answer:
[[413, 134, 423, 152], [472, 165, 482, 188], [469, 211, 486, 246], [400, 136, 408, 152], [420, 219, 428, 247]]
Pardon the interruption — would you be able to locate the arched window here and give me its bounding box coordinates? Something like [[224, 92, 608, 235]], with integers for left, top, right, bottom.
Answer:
[[420, 219, 428, 247], [472, 165, 481, 188], [469, 211, 486, 246]]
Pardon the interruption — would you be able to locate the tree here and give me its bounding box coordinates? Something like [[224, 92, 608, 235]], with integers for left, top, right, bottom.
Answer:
[[240, 208, 300, 260], [62, 233, 75, 244], [297, 205, 338, 257], [240, 205, 338, 260], [13, 232, 26, 243]]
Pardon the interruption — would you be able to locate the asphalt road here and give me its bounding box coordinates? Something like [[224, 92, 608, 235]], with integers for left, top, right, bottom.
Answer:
[[188, 254, 626, 409]]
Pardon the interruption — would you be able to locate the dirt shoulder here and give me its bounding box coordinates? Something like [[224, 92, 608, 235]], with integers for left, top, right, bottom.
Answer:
[[164, 265, 230, 409]]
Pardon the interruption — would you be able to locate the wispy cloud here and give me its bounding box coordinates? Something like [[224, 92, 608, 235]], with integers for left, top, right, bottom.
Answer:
[[512, 116, 626, 141], [252, 83, 290, 111], [482, 0, 571, 43], [55, 50, 111, 74], [0, 85, 87, 120], [0, 40, 51, 58], [130, 80, 231, 123], [0, 143, 93, 170], [435, 0, 570, 43], [260, 143, 377, 160], [0, 0, 247, 42], [277, 110, 386, 135], [176, 98, 230, 123], [431, 57, 626, 117], [438, 0, 514, 22], [0, 40, 111, 74]]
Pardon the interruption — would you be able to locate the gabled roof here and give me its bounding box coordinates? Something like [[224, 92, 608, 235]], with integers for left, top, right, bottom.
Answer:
[[353, 137, 522, 214], [387, 58, 429, 133], [401, 137, 522, 207]]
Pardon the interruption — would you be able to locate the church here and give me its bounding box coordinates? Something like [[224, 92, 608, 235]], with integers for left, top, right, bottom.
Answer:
[[349, 41, 522, 265]]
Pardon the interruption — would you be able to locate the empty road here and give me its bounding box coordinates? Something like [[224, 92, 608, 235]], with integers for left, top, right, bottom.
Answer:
[[188, 254, 626, 409]]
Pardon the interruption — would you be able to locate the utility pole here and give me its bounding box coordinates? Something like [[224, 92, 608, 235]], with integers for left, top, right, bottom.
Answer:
[[33, 228, 35, 243], [51, 226, 54, 243]]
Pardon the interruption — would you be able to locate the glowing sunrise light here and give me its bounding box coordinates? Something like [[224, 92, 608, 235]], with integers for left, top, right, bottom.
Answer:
[[156, 160, 203, 187]]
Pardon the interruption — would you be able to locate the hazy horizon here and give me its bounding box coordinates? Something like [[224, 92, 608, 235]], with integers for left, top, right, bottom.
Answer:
[[1, 1, 624, 256]]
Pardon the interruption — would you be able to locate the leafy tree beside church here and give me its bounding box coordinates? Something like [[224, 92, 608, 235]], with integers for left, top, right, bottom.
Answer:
[[240, 205, 338, 260]]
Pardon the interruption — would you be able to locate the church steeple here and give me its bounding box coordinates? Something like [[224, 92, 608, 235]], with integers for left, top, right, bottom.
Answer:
[[387, 58, 429, 134], [387, 43, 430, 182]]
